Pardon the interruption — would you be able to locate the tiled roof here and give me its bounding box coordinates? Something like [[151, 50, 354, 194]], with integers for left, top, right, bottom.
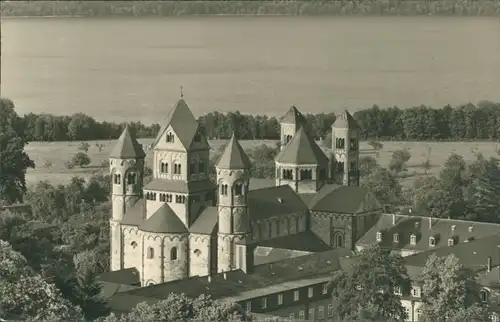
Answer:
[[151, 98, 200, 149], [189, 206, 218, 234], [139, 203, 188, 234], [253, 247, 312, 266], [110, 125, 146, 159], [144, 179, 216, 194], [216, 132, 252, 170], [404, 234, 500, 274], [309, 184, 382, 214], [332, 110, 359, 130], [248, 185, 309, 221], [248, 178, 277, 191], [279, 105, 307, 126], [97, 267, 141, 285], [275, 127, 328, 165], [106, 293, 160, 314], [357, 213, 500, 253], [121, 199, 145, 226], [99, 282, 141, 299], [252, 231, 331, 252], [115, 248, 350, 305]]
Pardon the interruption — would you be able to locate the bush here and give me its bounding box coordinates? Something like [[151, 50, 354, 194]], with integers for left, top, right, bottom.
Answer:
[[72, 152, 91, 168], [78, 142, 90, 153]]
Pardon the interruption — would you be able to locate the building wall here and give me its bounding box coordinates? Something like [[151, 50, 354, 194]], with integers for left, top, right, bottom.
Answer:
[[250, 212, 308, 243], [122, 226, 142, 270], [310, 211, 353, 249], [189, 234, 212, 277]]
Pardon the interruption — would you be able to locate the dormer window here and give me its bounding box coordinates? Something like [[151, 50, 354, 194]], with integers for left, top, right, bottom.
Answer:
[[410, 234, 417, 245], [429, 236, 436, 247], [448, 238, 455, 246], [394, 286, 402, 296], [411, 286, 421, 298], [393, 233, 399, 243], [166, 132, 175, 143], [376, 231, 382, 242], [469, 226, 474, 233]]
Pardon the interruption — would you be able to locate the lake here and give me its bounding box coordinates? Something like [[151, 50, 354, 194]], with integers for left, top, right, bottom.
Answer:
[[2, 16, 500, 124]]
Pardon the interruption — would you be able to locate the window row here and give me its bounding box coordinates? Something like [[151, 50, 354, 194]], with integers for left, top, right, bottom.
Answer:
[[145, 246, 178, 260], [334, 138, 359, 151], [219, 183, 244, 196], [376, 231, 458, 247], [113, 173, 138, 185], [280, 168, 327, 181], [159, 162, 182, 175], [288, 304, 333, 321], [247, 284, 329, 312], [145, 192, 186, 204], [159, 161, 206, 175]]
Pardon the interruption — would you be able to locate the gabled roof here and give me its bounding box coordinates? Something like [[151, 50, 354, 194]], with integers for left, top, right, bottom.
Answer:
[[357, 213, 500, 253], [97, 268, 141, 285], [216, 132, 252, 169], [332, 110, 359, 130], [275, 127, 328, 165], [110, 125, 146, 159], [151, 98, 200, 149], [248, 185, 309, 220], [189, 206, 218, 235], [139, 203, 188, 234], [309, 184, 382, 214], [252, 231, 331, 253], [404, 234, 500, 272], [279, 105, 307, 126]]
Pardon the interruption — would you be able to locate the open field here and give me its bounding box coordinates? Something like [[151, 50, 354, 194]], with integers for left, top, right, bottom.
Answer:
[[24, 139, 500, 188]]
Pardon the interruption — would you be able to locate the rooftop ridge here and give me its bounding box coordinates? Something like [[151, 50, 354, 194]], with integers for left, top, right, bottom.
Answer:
[[383, 212, 500, 227]]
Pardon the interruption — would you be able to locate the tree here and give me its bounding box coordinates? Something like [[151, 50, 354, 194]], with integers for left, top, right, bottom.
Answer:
[[0, 98, 36, 204], [101, 293, 251, 322], [328, 244, 410, 322], [79, 142, 90, 153], [417, 254, 488, 322], [468, 157, 500, 222], [420, 146, 432, 175], [388, 149, 411, 173], [0, 240, 83, 321], [361, 166, 402, 211], [359, 156, 379, 178], [72, 152, 91, 168]]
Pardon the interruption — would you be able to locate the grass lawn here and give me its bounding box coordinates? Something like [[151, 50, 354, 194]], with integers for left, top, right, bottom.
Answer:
[[24, 139, 500, 188]]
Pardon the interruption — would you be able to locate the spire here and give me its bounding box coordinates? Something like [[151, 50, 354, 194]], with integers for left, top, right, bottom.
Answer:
[[110, 124, 146, 159], [216, 132, 252, 169], [275, 127, 328, 165], [332, 110, 359, 129], [280, 105, 307, 126]]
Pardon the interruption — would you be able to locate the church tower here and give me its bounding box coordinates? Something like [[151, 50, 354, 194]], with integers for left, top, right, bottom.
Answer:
[[215, 132, 252, 273], [331, 110, 360, 186], [279, 105, 307, 150], [109, 125, 145, 271]]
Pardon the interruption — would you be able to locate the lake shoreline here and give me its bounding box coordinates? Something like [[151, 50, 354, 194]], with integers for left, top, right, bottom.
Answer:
[[2, 0, 500, 17]]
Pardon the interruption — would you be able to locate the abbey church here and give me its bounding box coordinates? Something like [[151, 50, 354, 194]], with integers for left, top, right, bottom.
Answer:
[[108, 95, 383, 287]]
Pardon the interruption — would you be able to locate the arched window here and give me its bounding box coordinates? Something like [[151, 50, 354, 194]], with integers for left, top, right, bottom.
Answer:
[[283, 169, 293, 180], [130, 241, 138, 249], [170, 247, 178, 260], [221, 184, 228, 196], [189, 160, 197, 175], [174, 163, 182, 175], [286, 135, 292, 144], [194, 249, 201, 257], [198, 160, 205, 173], [127, 172, 137, 184], [147, 247, 154, 259], [160, 162, 168, 174], [148, 282, 155, 286], [166, 132, 175, 143], [234, 183, 243, 196], [336, 234, 344, 248], [114, 173, 121, 184], [337, 162, 345, 173]]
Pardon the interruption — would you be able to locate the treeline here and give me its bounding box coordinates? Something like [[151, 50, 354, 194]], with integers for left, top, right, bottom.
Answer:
[[21, 101, 500, 142], [2, 0, 500, 17]]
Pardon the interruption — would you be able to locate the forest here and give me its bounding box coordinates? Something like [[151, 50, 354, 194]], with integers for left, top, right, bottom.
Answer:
[[2, 0, 500, 17], [19, 100, 500, 142]]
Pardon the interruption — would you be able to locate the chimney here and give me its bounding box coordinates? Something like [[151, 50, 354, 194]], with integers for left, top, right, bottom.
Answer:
[[392, 214, 396, 225], [469, 226, 474, 233], [208, 275, 212, 283], [414, 221, 420, 229], [428, 217, 432, 229], [223, 271, 227, 280], [488, 256, 492, 273]]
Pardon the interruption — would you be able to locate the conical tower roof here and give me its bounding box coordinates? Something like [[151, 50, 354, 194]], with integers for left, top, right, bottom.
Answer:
[[139, 203, 188, 234], [110, 125, 146, 159], [280, 105, 307, 126], [216, 132, 252, 169], [151, 96, 201, 149], [275, 127, 328, 165], [332, 110, 359, 129]]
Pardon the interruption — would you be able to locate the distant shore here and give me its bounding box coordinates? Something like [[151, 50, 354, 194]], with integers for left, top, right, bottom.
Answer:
[[1, 0, 500, 17]]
